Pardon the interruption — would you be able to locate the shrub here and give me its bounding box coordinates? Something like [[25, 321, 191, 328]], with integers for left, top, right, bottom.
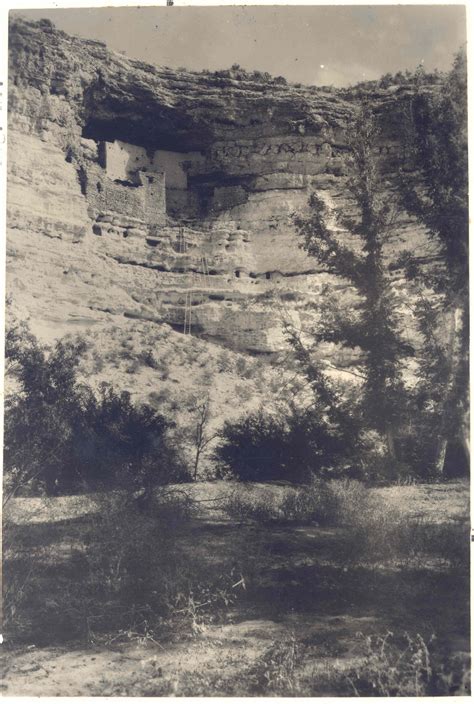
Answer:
[[214, 406, 350, 482], [2, 518, 49, 641], [3, 486, 253, 648], [220, 479, 350, 526], [3, 317, 188, 498], [137, 349, 159, 369], [217, 350, 232, 373], [76, 489, 249, 643], [326, 481, 469, 570], [220, 486, 280, 524], [303, 630, 470, 697], [235, 384, 253, 402], [235, 357, 248, 377], [79, 383, 190, 495], [279, 480, 341, 524], [220, 479, 469, 570]]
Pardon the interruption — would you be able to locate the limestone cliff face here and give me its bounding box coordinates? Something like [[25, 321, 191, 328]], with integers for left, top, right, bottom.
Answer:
[[7, 18, 434, 358]]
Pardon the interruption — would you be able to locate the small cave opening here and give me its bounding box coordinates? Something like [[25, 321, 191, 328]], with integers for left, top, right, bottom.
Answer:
[[81, 116, 212, 157]]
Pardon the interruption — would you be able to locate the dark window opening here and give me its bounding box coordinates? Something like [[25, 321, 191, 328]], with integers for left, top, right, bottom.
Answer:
[[78, 166, 87, 196], [96, 181, 103, 192], [235, 271, 240, 278], [266, 272, 271, 280], [113, 179, 139, 188], [98, 142, 107, 168]]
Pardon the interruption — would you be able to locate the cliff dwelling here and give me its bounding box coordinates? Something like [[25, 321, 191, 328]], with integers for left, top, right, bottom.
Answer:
[[6, 17, 441, 355]]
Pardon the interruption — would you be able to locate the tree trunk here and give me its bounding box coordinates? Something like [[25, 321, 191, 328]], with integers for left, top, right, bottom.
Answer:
[[434, 438, 448, 476], [433, 304, 465, 477], [385, 428, 397, 461], [193, 448, 201, 480]]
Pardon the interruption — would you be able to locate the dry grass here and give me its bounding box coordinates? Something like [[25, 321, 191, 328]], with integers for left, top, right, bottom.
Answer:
[[3, 480, 469, 696], [219, 478, 470, 570]]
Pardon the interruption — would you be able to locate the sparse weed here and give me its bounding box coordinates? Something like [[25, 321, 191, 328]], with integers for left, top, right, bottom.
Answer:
[[247, 633, 305, 695], [342, 631, 469, 697], [169, 568, 246, 636]]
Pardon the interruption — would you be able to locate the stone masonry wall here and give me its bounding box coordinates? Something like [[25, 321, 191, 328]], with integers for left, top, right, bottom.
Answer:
[[104, 139, 151, 180]]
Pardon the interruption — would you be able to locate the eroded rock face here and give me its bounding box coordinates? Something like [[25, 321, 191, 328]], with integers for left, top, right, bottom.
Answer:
[[7, 18, 433, 356]]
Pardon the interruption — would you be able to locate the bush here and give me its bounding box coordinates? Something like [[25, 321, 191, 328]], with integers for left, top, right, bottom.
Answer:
[[214, 406, 350, 482], [3, 518, 49, 641], [221, 479, 349, 526], [235, 357, 248, 377], [220, 486, 280, 524], [279, 480, 341, 524], [3, 317, 188, 498], [137, 349, 159, 369]]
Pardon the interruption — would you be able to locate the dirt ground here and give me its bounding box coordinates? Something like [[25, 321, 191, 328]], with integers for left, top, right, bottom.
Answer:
[[2, 480, 470, 696]]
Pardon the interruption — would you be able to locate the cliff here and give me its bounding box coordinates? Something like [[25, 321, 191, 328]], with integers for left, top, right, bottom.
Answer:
[[7, 17, 435, 404]]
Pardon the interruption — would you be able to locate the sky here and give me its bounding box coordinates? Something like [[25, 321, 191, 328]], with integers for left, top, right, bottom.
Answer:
[[10, 5, 467, 87]]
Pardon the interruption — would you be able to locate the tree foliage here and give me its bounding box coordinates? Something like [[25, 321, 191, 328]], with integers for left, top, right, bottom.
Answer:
[[3, 315, 188, 501], [397, 48, 469, 475], [399, 48, 468, 295], [294, 106, 409, 458]]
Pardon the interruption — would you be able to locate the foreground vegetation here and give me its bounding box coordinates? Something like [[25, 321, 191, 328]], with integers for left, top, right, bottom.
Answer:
[[3, 479, 470, 695]]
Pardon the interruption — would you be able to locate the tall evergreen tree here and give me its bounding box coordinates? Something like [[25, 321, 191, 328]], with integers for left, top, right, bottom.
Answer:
[[397, 48, 468, 475], [294, 106, 408, 462]]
